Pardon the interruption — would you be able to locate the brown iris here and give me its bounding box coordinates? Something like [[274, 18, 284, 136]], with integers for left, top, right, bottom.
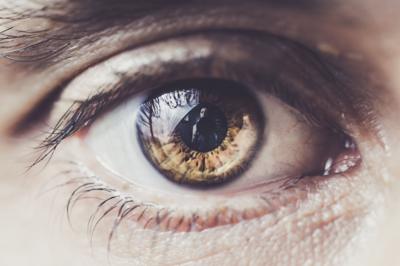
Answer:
[[136, 79, 264, 187]]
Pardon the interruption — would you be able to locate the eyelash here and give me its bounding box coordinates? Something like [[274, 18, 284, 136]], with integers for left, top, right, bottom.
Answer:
[[33, 62, 342, 168], [54, 159, 306, 250], [32, 30, 360, 169]]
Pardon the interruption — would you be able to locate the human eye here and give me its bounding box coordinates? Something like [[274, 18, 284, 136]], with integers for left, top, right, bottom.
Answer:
[[29, 28, 381, 265]]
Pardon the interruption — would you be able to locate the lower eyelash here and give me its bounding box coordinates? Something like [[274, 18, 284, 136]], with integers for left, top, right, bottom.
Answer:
[[46, 161, 304, 247], [44, 136, 361, 252]]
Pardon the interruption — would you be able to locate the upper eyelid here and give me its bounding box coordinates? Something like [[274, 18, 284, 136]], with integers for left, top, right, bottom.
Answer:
[[4, 5, 378, 137]]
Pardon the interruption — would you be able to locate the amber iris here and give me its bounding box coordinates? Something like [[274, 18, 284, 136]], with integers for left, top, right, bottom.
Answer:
[[136, 79, 264, 187]]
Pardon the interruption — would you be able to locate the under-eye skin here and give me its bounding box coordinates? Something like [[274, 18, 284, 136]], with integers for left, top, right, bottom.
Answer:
[[34, 31, 366, 237]]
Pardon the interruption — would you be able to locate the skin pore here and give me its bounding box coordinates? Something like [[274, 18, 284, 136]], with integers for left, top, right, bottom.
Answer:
[[1, 0, 400, 265]]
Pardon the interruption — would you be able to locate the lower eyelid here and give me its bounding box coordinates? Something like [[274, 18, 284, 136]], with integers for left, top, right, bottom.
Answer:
[[49, 141, 361, 234], [38, 155, 368, 266], [31, 119, 372, 266], [63, 163, 268, 232]]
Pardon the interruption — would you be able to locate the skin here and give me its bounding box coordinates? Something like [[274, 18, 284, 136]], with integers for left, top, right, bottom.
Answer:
[[1, 0, 400, 265]]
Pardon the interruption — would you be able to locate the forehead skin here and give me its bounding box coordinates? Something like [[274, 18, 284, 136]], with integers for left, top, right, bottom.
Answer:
[[0, 0, 400, 266]]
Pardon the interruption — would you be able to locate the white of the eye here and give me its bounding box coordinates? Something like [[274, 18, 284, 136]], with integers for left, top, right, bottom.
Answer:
[[85, 88, 331, 196], [85, 92, 198, 194]]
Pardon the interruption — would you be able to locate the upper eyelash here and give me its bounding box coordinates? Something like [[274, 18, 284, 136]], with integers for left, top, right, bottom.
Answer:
[[32, 89, 121, 168], [32, 73, 143, 168], [31, 31, 357, 170], [32, 84, 332, 169]]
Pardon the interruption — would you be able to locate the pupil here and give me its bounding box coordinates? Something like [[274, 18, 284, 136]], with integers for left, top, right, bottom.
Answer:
[[175, 103, 228, 152]]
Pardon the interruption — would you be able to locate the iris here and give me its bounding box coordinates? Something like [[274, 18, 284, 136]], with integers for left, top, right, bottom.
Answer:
[[136, 79, 264, 187]]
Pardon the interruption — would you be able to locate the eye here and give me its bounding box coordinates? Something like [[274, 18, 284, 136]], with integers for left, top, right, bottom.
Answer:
[[85, 77, 353, 194], [38, 32, 364, 235], [136, 79, 263, 187]]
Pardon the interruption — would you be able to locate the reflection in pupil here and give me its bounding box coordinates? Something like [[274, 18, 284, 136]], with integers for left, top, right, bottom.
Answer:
[[176, 104, 228, 152]]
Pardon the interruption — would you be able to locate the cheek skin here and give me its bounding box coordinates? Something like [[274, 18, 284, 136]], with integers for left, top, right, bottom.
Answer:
[[85, 176, 374, 266], [358, 43, 400, 265], [0, 141, 99, 266], [114, 174, 376, 266]]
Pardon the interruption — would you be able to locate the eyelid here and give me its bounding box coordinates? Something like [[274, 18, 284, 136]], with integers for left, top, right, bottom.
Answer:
[[52, 31, 350, 120]]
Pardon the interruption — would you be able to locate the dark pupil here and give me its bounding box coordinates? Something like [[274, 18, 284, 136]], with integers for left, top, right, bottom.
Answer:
[[175, 104, 228, 152]]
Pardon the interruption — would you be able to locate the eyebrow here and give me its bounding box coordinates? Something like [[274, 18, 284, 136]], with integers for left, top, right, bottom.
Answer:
[[0, 0, 332, 64]]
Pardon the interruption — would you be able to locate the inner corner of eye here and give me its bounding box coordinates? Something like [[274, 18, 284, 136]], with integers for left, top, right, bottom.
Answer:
[[132, 77, 361, 190]]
